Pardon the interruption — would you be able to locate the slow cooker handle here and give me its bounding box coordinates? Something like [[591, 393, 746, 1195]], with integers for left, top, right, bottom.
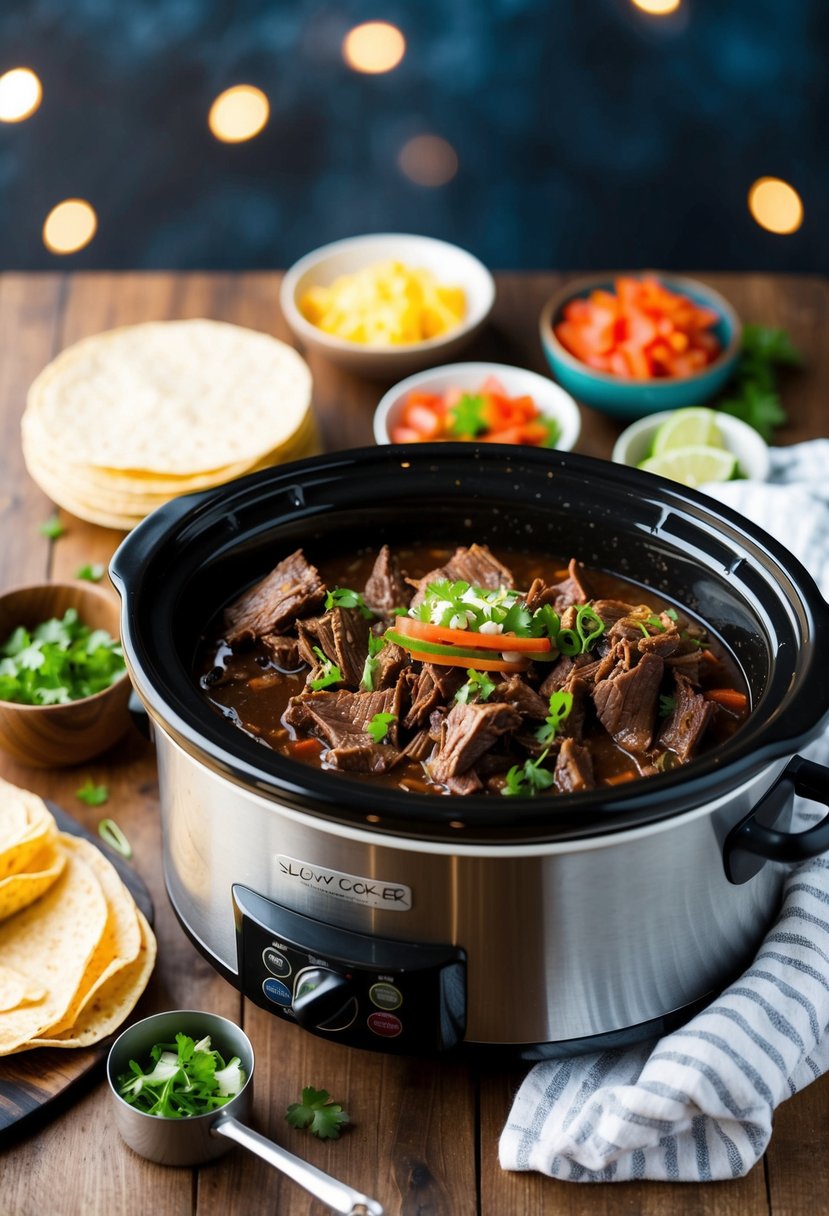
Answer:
[[724, 756, 829, 884]]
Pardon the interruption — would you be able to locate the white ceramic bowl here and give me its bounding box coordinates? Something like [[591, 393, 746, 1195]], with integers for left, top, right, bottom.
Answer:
[[280, 233, 496, 379], [612, 410, 770, 481], [373, 361, 582, 450]]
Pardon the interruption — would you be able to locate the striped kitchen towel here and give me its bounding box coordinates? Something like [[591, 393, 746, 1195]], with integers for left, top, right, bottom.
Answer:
[[499, 439, 829, 1182]]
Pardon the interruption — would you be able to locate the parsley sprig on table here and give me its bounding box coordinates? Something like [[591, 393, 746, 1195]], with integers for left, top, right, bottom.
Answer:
[[76, 779, 109, 806], [0, 608, 125, 705], [286, 1086, 350, 1140], [720, 323, 802, 441]]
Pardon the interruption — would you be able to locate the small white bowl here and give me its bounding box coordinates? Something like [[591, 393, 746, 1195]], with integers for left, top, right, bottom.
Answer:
[[280, 233, 495, 379], [373, 361, 582, 450], [612, 410, 770, 481]]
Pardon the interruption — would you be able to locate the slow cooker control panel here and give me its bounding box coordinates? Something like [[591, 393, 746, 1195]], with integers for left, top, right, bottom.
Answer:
[[233, 885, 466, 1053]]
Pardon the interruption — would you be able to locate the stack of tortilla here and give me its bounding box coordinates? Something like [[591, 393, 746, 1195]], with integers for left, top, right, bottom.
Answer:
[[22, 319, 316, 530], [0, 778, 156, 1054]]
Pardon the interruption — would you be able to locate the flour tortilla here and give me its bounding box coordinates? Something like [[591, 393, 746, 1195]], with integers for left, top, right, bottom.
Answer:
[[0, 847, 108, 1053], [23, 319, 313, 475]]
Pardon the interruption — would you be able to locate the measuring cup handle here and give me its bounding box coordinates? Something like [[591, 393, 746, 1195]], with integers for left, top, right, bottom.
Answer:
[[211, 1114, 384, 1216]]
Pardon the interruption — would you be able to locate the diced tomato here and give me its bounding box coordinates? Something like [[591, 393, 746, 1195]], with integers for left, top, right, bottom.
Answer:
[[403, 403, 443, 439], [553, 277, 723, 381]]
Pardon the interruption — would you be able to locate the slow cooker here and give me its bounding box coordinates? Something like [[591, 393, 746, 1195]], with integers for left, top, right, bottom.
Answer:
[[111, 446, 829, 1058]]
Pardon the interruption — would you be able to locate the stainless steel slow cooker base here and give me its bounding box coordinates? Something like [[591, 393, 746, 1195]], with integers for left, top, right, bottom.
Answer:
[[158, 730, 789, 1052]]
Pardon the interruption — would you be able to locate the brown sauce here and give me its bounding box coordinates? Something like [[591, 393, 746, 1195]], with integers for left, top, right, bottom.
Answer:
[[197, 545, 749, 797]]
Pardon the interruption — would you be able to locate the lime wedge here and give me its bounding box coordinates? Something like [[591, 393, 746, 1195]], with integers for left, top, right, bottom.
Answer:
[[651, 408, 724, 456], [638, 444, 737, 488]]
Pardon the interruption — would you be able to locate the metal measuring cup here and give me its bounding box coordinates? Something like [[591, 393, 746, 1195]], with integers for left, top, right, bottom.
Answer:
[[106, 1010, 384, 1216]]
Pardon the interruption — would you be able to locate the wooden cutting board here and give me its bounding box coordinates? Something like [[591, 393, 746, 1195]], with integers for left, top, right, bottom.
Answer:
[[0, 803, 154, 1135]]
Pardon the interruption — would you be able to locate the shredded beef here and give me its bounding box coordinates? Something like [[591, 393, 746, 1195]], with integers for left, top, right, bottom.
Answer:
[[363, 545, 410, 616], [403, 663, 464, 728], [591, 598, 636, 627], [547, 558, 592, 612], [429, 701, 522, 782], [409, 544, 514, 606], [261, 635, 302, 671], [373, 641, 409, 690], [224, 550, 326, 645], [560, 674, 591, 743], [284, 687, 400, 751], [490, 674, 549, 719], [638, 630, 682, 659], [554, 738, 595, 793], [659, 671, 717, 763], [296, 607, 369, 687], [445, 770, 484, 796], [592, 652, 664, 753], [326, 741, 399, 773]]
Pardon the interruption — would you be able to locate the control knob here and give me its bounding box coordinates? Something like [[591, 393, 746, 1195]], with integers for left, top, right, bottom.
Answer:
[[292, 966, 358, 1032]]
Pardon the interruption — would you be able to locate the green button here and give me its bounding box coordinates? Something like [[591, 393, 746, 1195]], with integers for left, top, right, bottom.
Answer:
[[369, 982, 402, 1011]]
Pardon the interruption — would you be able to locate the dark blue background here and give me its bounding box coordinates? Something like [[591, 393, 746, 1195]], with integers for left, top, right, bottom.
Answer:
[[0, 0, 824, 271]]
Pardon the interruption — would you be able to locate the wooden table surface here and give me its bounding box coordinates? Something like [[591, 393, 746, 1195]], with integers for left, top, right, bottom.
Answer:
[[1, 270, 827, 1215]]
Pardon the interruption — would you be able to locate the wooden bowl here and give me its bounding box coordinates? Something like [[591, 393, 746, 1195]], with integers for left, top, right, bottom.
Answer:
[[0, 581, 131, 768]]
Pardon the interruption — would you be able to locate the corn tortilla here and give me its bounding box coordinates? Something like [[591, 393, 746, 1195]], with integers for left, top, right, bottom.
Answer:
[[23, 319, 313, 475], [38, 834, 142, 1037], [0, 847, 108, 1054], [27, 907, 156, 1049], [0, 964, 45, 1013], [0, 841, 65, 922]]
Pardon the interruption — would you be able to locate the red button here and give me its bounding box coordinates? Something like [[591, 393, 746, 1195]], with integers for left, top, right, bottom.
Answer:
[[367, 1011, 402, 1038]]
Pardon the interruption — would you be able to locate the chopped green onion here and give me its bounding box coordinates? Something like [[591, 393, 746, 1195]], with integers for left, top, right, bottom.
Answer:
[[98, 817, 132, 858], [365, 712, 397, 744]]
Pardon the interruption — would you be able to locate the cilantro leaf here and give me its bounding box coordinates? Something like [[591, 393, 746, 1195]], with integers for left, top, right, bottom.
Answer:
[[360, 632, 386, 691], [365, 711, 397, 744], [0, 610, 125, 706], [75, 563, 105, 583], [448, 393, 487, 438], [535, 690, 574, 744], [325, 587, 373, 619], [76, 779, 109, 806], [502, 749, 554, 797], [455, 668, 496, 704], [308, 646, 343, 691], [741, 323, 802, 367], [118, 1033, 245, 1117], [38, 514, 65, 540], [286, 1086, 350, 1140]]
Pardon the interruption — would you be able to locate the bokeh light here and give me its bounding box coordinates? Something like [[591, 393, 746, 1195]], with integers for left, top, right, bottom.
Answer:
[[630, 0, 681, 13], [398, 135, 458, 187], [208, 85, 269, 143], [343, 22, 406, 74], [748, 177, 804, 235], [0, 68, 42, 123], [42, 199, 98, 255]]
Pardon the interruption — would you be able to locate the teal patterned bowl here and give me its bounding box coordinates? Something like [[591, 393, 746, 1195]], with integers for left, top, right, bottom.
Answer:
[[539, 274, 741, 420]]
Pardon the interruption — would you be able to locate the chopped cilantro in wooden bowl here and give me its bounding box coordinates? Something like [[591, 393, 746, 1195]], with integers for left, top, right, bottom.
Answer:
[[0, 581, 132, 767]]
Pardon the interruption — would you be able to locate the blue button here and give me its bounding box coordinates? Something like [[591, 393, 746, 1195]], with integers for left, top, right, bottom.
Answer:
[[262, 978, 292, 1006]]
